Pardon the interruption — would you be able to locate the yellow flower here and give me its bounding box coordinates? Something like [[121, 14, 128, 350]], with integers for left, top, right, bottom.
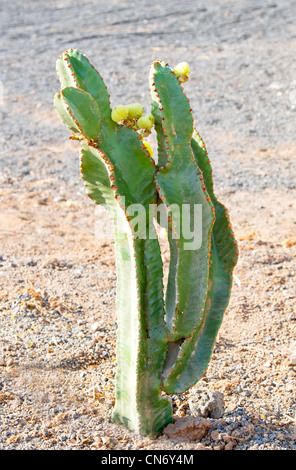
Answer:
[[143, 141, 153, 157], [137, 114, 155, 130], [111, 105, 129, 122], [173, 62, 190, 82], [127, 103, 144, 120]]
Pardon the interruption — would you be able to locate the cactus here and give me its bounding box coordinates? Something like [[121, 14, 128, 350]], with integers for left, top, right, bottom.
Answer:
[[54, 50, 238, 436]]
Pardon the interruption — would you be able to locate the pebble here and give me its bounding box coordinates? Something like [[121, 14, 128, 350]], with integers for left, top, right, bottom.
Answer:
[[90, 322, 101, 333], [210, 430, 220, 441], [225, 442, 234, 451], [163, 417, 211, 441], [289, 354, 296, 366], [189, 389, 225, 419]]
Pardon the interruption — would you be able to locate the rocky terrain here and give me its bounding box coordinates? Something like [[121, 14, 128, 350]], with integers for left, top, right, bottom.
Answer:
[[0, 0, 295, 450]]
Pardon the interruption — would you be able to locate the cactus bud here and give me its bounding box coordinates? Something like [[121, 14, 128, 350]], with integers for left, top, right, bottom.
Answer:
[[127, 103, 144, 120], [111, 104, 129, 122], [137, 114, 155, 130], [173, 62, 190, 82], [143, 141, 153, 157], [173, 62, 190, 76]]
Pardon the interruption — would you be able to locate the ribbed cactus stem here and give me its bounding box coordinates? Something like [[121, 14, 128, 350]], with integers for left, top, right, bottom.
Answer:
[[150, 61, 215, 340], [161, 129, 239, 393], [112, 235, 172, 434]]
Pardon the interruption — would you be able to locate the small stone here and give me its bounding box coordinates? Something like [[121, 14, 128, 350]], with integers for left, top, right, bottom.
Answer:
[[90, 322, 100, 333], [163, 416, 211, 441], [268, 81, 283, 90], [211, 430, 220, 441], [101, 435, 113, 446], [213, 444, 224, 450], [195, 442, 210, 450], [225, 441, 234, 450], [289, 348, 296, 366], [289, 355, 296, 366], [42, 427, 50, 437], [189, 389, 225, 419], [176, 407, 186, 417]]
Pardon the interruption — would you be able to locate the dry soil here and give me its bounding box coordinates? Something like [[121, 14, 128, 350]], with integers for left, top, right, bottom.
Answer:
[[0, 0, 295, 451]]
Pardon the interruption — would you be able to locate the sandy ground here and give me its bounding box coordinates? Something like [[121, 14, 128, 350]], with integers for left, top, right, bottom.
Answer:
[[0, 0, 296, 450]]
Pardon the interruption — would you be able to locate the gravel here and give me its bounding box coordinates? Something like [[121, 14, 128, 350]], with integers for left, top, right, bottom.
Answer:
[[1, 0, 296, 451]]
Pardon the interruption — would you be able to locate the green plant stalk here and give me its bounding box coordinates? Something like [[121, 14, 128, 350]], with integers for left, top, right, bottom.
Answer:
[[81, 142, 173, 435], [149, 62, 238, 394], [150, 61, 215, 342], [161, 129, 239, 393], [55, 50, 172, 434]]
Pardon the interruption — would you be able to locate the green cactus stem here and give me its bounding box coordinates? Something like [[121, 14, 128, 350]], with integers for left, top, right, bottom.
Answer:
[[161, 129, 239, 393], [81, 143, 172, 435], [149, 62, 238, 394], [150, 61, 215, 340], [55, 50, 172, 435]]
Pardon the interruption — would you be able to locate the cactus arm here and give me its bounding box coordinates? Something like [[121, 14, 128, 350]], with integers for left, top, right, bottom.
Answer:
[[151, 100, 168, 168], [55, 49, 157, 208], [140, 237, 173, 433], [96, 128, 173, 433], [97, 120, 157, 209], [150, 98, 179, 321], [162, 130, 239, 393], [150, 61, 215, 340], [58, 86, 102, 140], [80, 141, 172, 435], [57, 53, 173, 434], [53, 92, 80, 134], [79, 141, 142, 429], [113, 235, 172, 435], [56, 49, 111, 120], [80, 141, 114, 207], [191, 129, 239, 273]]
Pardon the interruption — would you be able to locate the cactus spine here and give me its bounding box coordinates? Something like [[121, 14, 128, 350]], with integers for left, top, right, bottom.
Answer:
[[54, 50, 238, 436]]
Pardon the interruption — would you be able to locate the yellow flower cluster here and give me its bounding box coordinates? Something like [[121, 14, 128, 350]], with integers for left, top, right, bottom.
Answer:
[[111, 103, 155, 132], [110, 62, 190, 157]]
